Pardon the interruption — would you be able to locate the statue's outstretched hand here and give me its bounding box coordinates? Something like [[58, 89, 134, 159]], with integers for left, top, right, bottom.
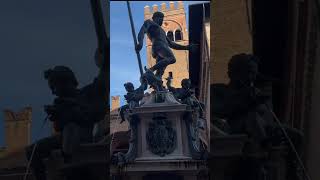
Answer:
[[165, 77, 173, 88], [165, 76, 172, 81]]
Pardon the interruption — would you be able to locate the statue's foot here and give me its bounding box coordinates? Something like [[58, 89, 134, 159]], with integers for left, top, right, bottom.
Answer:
[[144, 66, 152, 72], [144, 66, 162, 81], [154, 75, 162, 82]]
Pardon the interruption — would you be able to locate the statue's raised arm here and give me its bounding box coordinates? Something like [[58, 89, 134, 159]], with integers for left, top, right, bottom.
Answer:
[[136, 19, 152, 52], [166, 36, 189, 50]]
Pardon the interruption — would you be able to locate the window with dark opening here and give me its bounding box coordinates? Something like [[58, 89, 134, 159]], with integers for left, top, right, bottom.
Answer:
[[167, 31, 174, 41], [175, 29, 182, 41]]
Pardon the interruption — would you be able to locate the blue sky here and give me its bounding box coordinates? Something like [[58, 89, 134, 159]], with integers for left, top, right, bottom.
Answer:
[[110, 1, 208, 105], [0, 0, 104, 146]]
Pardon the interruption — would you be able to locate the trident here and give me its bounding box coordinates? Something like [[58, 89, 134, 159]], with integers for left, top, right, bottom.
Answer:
[[126, 1, 144, 76]]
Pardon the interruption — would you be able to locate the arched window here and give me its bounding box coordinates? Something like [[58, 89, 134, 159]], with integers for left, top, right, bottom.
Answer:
[[167, 31, 174, 41], [175, 29, 182, 41]]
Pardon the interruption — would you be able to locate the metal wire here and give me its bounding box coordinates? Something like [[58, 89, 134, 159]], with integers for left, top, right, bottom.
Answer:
[[237, 79, 311, 179], [23, 115, 49, 180], [264, 103, 311, 180]]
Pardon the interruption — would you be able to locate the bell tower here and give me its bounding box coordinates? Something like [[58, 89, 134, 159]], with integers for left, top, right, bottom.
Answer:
[[3, 107, 32, 152], [144, 1, 189, 88]]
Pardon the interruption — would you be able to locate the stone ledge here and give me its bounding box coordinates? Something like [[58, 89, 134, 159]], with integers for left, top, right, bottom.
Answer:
[[135, 155, 191, 161], [133, 104, 188, 113], [210, 134, 248, 158], [111, 159, 207, 174]]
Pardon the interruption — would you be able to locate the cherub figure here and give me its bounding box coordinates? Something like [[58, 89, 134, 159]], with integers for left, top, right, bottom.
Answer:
[[166, 76, 200, 109], [166, 76, 205, 129], [25, 49, 107, 180], [166, 76, 207, 159], [211, 53, 304, 179], [119, 78, 147, 123]]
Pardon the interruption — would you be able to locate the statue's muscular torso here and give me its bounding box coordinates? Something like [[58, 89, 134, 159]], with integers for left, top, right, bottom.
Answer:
[[145, 20, 168, 46], [143, 19, 173, 59]]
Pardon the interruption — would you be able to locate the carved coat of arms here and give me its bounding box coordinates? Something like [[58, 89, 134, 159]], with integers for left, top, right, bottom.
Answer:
[[146, 113, 177, 156]]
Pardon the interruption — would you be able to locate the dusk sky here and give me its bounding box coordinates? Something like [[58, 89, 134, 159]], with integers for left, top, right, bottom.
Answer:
[[0, 0, 108, 146], [0, 0, 210, 147], [110, 1, 208, 106]]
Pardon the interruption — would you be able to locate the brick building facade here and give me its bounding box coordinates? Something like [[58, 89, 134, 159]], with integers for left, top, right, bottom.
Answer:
[[0, 107, 32, 179], [110, 96, 128, 134], [3, 107, 32, 153]]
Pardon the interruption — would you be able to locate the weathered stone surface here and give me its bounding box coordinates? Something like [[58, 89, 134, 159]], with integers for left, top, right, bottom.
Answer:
[[45, 143, 108, 180], [111, 159, 207, 180], [133, 92, 190, 160]]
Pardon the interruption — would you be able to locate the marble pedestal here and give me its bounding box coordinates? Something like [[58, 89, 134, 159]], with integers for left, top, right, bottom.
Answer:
[[45, 143, 108, 180], [133, 93, 191, 160], [110, 159, 207, 180], [111, 92, 207, 180]]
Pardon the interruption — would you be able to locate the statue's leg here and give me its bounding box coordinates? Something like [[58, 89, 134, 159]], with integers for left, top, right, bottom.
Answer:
[[25, 135, 61, 180], [62, 123, 93, 163], [154, 56, 164, 79], [150, 46, 176, 74], [120, 105, 129, 123], [62, 123, 81, 163], [155, 66, 165, 79]]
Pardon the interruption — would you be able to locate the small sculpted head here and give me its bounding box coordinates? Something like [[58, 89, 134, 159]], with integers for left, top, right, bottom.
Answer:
[[124, 82, 134, 93], [152, 11, 164, 26], [227, 53, 259, 88], [181, 79, 191, 89], [44, 66, 78, 97]]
